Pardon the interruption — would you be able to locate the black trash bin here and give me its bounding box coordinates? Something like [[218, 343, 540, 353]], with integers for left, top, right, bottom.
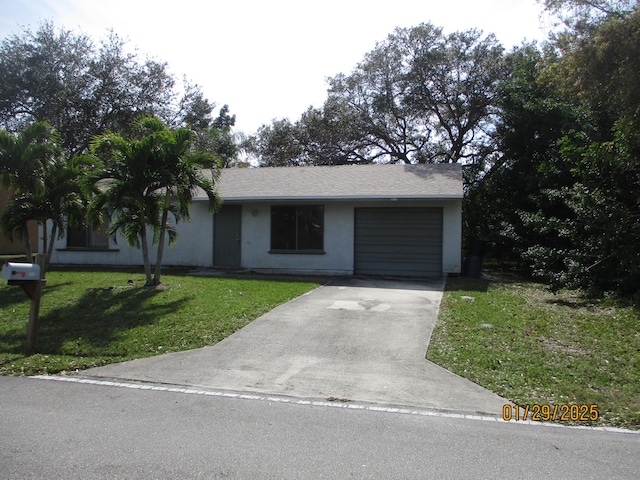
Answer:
[[464, 238, 486, 278], [469, 238, 486, 256], [465, 254, 483, 278]]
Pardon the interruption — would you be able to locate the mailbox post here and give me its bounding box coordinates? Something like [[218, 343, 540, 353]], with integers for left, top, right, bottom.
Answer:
[[2, 258, 46, 355]]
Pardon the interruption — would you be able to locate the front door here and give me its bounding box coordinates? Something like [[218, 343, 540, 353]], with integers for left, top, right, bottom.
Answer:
[[213, 205, 242, 268]]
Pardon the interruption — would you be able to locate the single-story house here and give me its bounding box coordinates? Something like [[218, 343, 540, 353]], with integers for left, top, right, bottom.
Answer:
[[47, 163, 463, 277]]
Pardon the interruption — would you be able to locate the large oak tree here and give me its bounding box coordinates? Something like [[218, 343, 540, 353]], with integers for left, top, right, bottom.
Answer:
[[249, 23, 506, 166]]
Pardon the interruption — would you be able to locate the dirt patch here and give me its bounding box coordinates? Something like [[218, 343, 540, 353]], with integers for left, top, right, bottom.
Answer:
[[538, 337, 587, 356]]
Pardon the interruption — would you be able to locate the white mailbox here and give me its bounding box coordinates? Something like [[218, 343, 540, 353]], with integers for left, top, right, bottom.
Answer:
[[2, 262, 41, 281]]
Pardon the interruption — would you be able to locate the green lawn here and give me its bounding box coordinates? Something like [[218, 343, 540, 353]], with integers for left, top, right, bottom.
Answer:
[[0, 269, 319, 375], [427, 273, 640, 430], [3, 267, 638, 429]]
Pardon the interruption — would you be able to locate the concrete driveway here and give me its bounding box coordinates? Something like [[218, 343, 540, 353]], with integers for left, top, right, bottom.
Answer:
[[84, 277, 507, 415]]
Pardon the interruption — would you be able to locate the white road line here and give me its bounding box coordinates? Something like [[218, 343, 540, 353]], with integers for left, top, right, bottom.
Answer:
[[32, 375, 639, 435]]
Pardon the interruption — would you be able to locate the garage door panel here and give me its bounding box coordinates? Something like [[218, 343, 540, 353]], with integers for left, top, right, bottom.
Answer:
[[354, 207, 443, 277], [356, 231, 441, 242], [356, 235, 442, 246], [359, 255, 442, 264]]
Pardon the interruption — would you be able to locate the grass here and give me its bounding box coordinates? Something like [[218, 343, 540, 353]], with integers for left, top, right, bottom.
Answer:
[[3, 265, 638, 429], [427, 272, 640, 430], [0, 268, 319, 376]]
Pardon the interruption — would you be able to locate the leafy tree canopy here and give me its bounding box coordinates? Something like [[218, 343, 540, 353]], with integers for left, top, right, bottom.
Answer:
[[469, 5, 640, 295], [539, 0, 639, 30], [0, 22, 233, 159], [249, 23, 506, 166], [0, 122, 92, 274]]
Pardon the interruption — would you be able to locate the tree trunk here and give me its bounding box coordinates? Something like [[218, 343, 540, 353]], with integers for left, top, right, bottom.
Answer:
[[139, 218, 153, 287], [43, 223, 57, 279], [25, 278, 44, 356], [153, 191, 171, 286]]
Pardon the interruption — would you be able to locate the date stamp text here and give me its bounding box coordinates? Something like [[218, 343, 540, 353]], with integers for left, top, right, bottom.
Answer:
[[502, 404, 599, 422]]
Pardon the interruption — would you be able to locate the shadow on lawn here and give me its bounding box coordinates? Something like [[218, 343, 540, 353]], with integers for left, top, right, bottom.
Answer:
[[0, 329, 29, 358], [0, 286, 32, 308], [444, 275, 491, 293], [546, 292, 640, 315], [0, 282, 71, 309], [0, 282, 70, 356], [33, 285, 192, 356]]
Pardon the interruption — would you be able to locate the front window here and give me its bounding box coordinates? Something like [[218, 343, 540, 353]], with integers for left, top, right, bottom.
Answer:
[[270, 205, 324, 252], [67, 222, 110, 249]]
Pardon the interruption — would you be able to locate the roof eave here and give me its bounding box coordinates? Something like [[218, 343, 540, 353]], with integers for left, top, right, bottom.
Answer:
[[195, 194, 463, 202]]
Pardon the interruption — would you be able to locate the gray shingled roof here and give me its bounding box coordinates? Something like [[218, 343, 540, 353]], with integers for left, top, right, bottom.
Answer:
[[198, 163, 462, 201]]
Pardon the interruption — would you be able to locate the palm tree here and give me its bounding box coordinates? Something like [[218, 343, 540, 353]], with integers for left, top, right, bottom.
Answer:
[[0, 122, 89, 275], [89, 119, 164, 286], [39, 155, 93, 272], [0, 122, 57, 260], [151, 122, 221, 285], [89, 116, 221, 286]]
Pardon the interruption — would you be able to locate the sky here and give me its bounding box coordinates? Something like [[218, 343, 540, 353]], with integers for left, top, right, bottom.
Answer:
[[0, 0, 552, 135]]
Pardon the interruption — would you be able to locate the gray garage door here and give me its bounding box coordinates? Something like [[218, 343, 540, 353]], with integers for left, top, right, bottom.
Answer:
[[354, 207, 443, 277]]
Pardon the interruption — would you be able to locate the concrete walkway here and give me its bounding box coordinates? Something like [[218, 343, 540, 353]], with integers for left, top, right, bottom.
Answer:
[[84, 277, 508, 415]]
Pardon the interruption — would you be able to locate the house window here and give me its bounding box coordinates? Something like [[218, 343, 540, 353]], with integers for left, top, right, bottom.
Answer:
[[270, 205, 324, 252], [67, 222, 110, 249]]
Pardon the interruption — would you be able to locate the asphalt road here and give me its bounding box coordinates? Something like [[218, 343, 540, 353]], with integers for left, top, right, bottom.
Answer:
[[1, 376, 638, 479]]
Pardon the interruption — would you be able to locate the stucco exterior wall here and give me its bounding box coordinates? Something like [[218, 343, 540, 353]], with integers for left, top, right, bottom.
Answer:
[[237, 202, 355, 275], [236, 199, 462, 276], [48, 199, 462, 276], [47, 202, 214, 267], [443, 199, 463, 274]]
